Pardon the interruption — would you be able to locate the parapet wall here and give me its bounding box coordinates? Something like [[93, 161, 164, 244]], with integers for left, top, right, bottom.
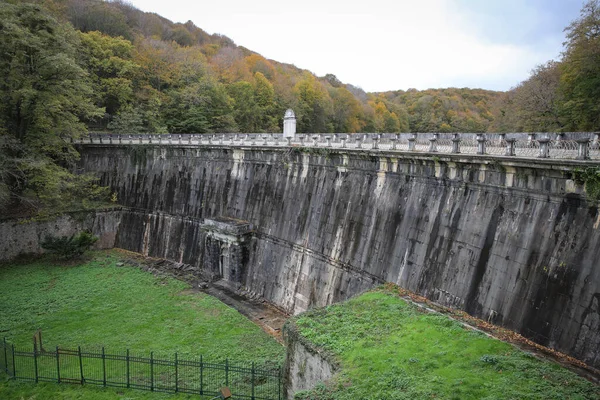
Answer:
[[78, 144, 600, 369]]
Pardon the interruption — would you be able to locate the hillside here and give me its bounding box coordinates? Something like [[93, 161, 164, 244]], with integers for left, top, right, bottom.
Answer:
[[381, 88, 502, 133], [15, 0, 500, 135]]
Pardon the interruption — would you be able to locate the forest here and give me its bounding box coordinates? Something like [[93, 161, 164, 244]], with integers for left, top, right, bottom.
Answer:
[[1, 0, 599, 215]]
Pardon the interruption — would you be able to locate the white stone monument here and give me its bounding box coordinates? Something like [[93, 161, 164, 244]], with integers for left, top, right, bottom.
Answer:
[[283, 109, 296, 138]]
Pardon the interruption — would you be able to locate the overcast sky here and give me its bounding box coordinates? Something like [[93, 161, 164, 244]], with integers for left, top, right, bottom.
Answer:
[[126, 0, 584, 92]]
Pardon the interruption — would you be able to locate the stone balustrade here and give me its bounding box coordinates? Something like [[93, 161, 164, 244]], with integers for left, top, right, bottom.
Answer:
[[77, 133, 600, 161]]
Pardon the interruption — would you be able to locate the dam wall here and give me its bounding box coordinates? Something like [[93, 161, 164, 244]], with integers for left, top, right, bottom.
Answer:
[[78, 144, 600, 369]]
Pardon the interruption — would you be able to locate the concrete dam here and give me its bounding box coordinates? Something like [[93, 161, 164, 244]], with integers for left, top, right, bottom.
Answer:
[[76, 133, 600, 370]]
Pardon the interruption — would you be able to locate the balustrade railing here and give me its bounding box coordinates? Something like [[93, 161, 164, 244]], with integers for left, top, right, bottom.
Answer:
[[76, 133, 600, 161]]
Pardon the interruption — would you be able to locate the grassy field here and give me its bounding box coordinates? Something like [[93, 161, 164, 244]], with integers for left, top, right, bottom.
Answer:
[[0, 251, 284, 399], [292, 288, 600, 400]]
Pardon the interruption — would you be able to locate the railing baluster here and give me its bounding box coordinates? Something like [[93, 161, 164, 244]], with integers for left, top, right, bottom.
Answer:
[[505, 139, 516, 156], [538, 137, 551, 158], [577, 139, 591, 160], [451, 133, 461, 153], [477, 134, 486, 154], [408, 134, 416, 151]]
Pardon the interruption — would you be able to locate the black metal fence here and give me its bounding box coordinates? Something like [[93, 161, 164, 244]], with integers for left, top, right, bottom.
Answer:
[[0, 338, 282, 399]]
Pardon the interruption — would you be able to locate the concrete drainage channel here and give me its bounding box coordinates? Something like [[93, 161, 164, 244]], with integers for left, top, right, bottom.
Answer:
[[200, 280, 289, 342]]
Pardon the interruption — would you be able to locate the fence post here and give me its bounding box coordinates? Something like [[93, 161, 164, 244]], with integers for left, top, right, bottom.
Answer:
[[150, 351, 154, 392], [200, 355, 204, 395], [56, 346, 60, 383], [175, 353, 178, 393], [11, 344, 16, 378], [102, 347, 106, 387], [78, 346, 84, 384], [225, 358, 229, 387], [3, 338, 8, 374], [126, 349, 130, 389], [278, 366, 282, 400], [33, 342, 38, 383], [251, 362, 255, 400]]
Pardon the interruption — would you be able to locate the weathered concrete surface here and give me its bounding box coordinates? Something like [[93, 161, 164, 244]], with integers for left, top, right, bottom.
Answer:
[[283, 322, 337, 399], [0, 209, 122, 262], [78, 145, 600, 369]]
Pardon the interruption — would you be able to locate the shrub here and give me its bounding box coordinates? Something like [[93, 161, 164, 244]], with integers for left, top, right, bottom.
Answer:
[[41, 231, 98, 259]]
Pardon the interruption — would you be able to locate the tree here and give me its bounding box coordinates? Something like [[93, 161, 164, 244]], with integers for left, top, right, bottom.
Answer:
[[79, 31, 139, 121], [165, 77, 237, 133], [369, 97, 401, 133], [41, 231, 98, 259], [513, 62, 563, 132], [0, 2, 105, 213], [253, 72, 278, 131], [245, 54, 275, 80], [330, 87, 363, 132], [293, 72, 333, 133], [65, 0, 133, 40], [228, 81, 259, 132], [560, 0, 600, 130]]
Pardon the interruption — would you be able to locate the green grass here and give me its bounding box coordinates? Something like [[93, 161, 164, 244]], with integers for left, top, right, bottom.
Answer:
[[292, 289, 599, 400], [0, 251, 284, 399]]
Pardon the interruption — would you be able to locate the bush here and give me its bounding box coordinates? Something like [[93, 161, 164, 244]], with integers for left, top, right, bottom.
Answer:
[[41, 231, 98, 259]]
